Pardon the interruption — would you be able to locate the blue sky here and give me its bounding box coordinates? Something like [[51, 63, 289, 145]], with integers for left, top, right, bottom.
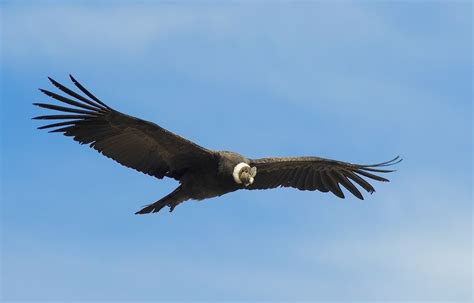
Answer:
[[1, 1, 472, 301]]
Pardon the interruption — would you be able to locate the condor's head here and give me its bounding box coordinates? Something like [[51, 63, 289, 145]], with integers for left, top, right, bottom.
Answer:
[[233, 162, 257, 186]]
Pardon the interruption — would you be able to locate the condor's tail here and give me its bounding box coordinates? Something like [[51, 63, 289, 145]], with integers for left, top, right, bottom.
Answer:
[[135, 186, 189, 214]]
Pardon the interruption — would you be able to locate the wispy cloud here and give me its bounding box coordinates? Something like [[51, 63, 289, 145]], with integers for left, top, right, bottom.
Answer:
[[289, 174, 472, 301], [4, 3, 470, 114], [3, 4, 207, 57]]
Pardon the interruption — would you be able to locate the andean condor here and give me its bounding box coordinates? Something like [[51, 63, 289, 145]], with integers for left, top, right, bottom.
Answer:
[[33, 75, 401, 214]]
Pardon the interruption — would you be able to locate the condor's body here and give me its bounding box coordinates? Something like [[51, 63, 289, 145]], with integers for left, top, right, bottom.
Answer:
[[179, 151, 251, 201]]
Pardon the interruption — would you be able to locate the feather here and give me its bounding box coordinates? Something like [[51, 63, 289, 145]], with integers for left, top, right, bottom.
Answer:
[[49, 126, 76, 133], [357, 156, 402, 167], [39, 88, 103, 112], [37, 120, 83, 130], [295, 167, 309, 189], [33, 114, 93, 120], [33, 103, 99, 116], [320, 171, 335, 195], [344, 171, 375, 193], [355, 169, 389, 182], [303, 169, 314, 190], [48, 77, 108, 111], [69, 74, 110, 109], [276, 169, 291, 187], [312, 170, 327, 192], [333, 171, 364, 200], [325, 170, 345, 198], [269, 171, 284, 188]]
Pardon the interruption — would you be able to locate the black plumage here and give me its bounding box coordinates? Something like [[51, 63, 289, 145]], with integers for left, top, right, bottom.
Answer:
[[34, 75, 401, 214]]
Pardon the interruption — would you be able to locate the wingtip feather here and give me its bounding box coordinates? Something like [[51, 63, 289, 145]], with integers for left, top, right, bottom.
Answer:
[[69, 74, 77, 83], [48, 76, 61, 87]]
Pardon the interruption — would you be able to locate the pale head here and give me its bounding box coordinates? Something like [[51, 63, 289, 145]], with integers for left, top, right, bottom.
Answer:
[[233, 162, 257, 186]]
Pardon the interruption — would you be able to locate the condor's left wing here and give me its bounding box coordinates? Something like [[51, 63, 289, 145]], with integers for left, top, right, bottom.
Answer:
[[33, 75, 215, 180]]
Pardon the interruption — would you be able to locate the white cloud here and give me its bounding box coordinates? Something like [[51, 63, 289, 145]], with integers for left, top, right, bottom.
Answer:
[[1, 6, 176, 62], [291, 174, 472, 301], [2, 4, 230, 59], [3, 3, 470, 118], [5, 2, 467, 64]]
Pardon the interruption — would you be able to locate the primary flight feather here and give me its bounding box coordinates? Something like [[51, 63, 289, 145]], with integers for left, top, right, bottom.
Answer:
[[34, 75, 401, 214]]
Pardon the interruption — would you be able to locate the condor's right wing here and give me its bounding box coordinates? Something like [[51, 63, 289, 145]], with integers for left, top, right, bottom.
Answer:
[[247, 156, 401, 199]]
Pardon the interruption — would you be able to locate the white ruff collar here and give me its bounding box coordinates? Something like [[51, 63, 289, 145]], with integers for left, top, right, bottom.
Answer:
[[232, 162, 250, 184]]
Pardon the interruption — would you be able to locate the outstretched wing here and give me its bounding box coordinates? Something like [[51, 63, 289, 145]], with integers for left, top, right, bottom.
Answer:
[[33, 75, 215, 180], [247, 156, 401, 199]]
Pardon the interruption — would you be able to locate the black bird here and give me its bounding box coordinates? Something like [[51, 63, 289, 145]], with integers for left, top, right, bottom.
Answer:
[[33, 75, 401, 214]]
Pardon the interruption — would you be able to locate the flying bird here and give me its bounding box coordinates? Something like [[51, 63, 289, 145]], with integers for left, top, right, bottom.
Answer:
[[33, 75, 401, 215]]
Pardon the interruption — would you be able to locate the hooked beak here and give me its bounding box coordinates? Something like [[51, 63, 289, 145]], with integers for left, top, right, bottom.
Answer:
[[241, 174, 255, 186]]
